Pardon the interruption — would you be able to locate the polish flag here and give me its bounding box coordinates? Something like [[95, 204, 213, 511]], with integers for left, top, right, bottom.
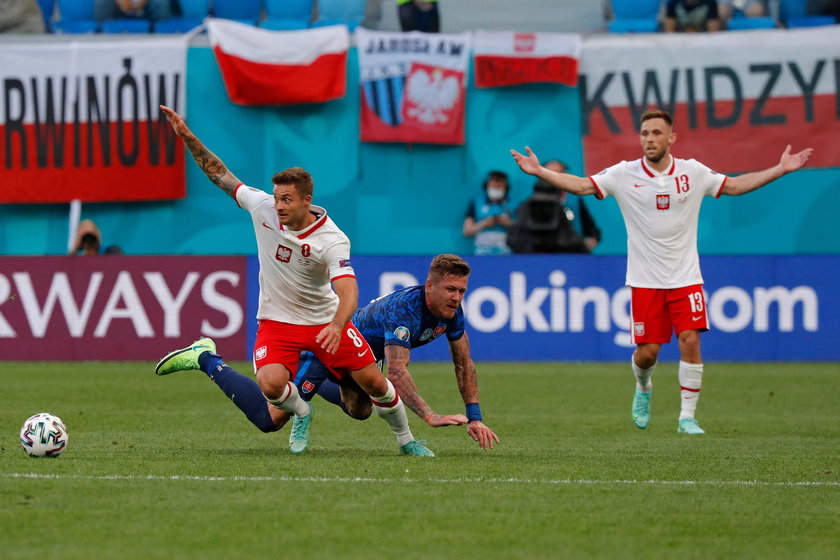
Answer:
[[207, 18, 349, 106], [473, 30, 582, 89]]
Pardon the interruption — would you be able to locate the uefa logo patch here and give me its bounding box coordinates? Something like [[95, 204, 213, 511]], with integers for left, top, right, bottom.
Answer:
[[394, 326, 410, 341], [634, 322, 645, 337], [256, 345, 267, 360]]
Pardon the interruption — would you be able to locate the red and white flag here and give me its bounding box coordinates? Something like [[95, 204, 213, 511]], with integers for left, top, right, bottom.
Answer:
[[473, 31, 582, 89], [0, 37, 187, 203], [207, 18, 349, 106]]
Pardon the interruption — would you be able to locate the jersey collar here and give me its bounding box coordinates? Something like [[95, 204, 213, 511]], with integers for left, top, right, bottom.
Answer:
[[281, 204, 329, 239], [641, 154, 676, 177]]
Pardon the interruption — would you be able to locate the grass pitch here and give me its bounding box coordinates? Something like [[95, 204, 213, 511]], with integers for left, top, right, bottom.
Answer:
[[1, 361, 838, 559]]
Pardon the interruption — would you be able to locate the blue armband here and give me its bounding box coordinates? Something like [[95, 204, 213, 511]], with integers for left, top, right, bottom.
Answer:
[[465, 403, 482, 422]]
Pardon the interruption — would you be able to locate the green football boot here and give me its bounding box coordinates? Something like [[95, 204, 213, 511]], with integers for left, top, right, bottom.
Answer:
[[632, 389, 651, 429], [399, 439, 435, 457], [677, 418, 705, 435], [289, 402, 313, 455], [154, 337, 216, 376]]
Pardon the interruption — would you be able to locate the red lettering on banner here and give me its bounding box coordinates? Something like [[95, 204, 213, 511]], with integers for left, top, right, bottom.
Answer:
[[475, 55, 579, 88], [0, 122, 184, 203], [0, 257, 247, 361]]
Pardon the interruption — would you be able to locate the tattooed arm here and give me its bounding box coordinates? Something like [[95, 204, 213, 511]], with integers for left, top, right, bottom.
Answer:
[[384, 345, 467, 427], [160, 105, 242, 199], [449, 332, 499, 450]]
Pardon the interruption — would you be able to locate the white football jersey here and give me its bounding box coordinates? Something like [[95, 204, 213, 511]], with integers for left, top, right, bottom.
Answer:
[[235, 184, 356, 325], [590, 155, 726, 289]]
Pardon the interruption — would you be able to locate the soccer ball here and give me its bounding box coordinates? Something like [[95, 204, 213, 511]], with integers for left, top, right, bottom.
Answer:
[[19, 413, 68, 458]]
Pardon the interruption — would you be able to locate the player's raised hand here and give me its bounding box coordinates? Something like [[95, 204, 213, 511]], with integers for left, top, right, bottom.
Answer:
[[426, 413, 468, 427], [779, 144, 814, 173], [467, 420, 500, 450], [510, 146, 542, 176], [160, 105, 190, 137]]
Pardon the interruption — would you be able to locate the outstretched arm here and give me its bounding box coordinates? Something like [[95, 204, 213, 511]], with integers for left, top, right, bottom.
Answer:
[[160, 105, 243, 199], [510, 146, 595, 196], [384, 345, 468, 427], [722, 145, 814, 196], [449, 333, 499, 450]]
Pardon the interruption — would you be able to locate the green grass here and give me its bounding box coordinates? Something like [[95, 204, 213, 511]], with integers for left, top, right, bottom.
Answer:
[[1, 361, 838, 559]]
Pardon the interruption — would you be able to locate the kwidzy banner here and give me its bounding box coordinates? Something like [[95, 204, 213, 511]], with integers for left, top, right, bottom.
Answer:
[[0, 38, 187, 203], [579, 28, 840, 175]]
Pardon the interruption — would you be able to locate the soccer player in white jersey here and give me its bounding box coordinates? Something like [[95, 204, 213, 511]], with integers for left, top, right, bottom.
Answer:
[[511, 110, 813, 434], [156, 105, 433, 456]]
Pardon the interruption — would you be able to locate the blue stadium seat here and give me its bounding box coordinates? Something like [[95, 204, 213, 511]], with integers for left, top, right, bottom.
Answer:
[[607, 18, 659, 33], [612, 0, 661, 19], [260, 18, 309, 30], [55, 0, 98, 33], [262, 0, 311, 29], [726, 16, 777, 30], [38, 0, 55, 32], [54, 19, 98, 33], [779, 0, 808, 21], [101, 18, 152, 33], [312, 0, 364, 31], [786, 15, 836, 27], [154, 18, 204, 33], [213, 0, 262, 26], [179, 0, 210, 20]]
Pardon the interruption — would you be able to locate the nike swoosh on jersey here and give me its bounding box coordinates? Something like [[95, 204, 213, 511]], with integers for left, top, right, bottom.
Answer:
[[262, 222, 273, 231], [691, 316, 703, 321], [633, 183, 645, 188], [357, 349, 369, 358]]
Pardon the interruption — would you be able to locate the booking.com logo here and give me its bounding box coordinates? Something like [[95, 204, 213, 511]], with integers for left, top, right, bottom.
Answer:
[[380, 270, 819, 348]]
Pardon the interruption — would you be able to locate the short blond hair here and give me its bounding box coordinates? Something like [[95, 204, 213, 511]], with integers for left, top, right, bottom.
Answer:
[[428, 254, 471, 281]]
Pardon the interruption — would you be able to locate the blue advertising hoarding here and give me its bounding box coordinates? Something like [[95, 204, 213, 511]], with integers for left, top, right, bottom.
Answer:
[[246, 255, 839, 362]]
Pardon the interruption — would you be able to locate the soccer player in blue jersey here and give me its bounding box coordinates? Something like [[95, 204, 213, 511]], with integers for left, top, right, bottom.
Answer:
[[157, 254, 499, 450]]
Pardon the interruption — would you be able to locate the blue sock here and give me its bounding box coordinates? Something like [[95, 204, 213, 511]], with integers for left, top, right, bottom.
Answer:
[[198, 352, 277, 433], [316, 379, 350, 416]]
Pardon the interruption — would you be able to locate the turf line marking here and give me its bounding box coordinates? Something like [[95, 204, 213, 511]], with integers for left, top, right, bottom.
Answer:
[[4, 473, 839, 487]]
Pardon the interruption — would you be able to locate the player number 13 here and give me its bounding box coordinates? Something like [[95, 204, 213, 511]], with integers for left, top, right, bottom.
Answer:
[[688, 291, 704, 312]]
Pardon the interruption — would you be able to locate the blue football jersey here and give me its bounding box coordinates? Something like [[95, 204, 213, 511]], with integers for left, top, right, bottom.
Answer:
[[352, 285, 465, 361]]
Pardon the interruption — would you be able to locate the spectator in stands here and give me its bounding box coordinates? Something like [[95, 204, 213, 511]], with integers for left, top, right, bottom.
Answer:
[[70, 219, 123, 255], [462, 170, 514, 255], [718, 0, 769, 22], [540, 160, 600, 251], [0, 0, 46, 33], [808, 0, 840, 19], [95, 0, 171, 23], [397, 0, 440, 32], [664, 0, 723, 31], [506, 161, 592, 255]]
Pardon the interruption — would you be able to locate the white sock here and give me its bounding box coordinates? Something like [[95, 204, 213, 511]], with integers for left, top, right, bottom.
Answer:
[[371, 379, 413, 446], [678, 361, 703, 420], [265, 382, 310, 418], [632, 358, 656, 393]]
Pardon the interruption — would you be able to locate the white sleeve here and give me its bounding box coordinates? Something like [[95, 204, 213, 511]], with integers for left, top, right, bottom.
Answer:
[[323, 239, 355, 281], [589, 161, 625, 199], [234, 184, 272, 211], [690, 160, 728, 197]]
